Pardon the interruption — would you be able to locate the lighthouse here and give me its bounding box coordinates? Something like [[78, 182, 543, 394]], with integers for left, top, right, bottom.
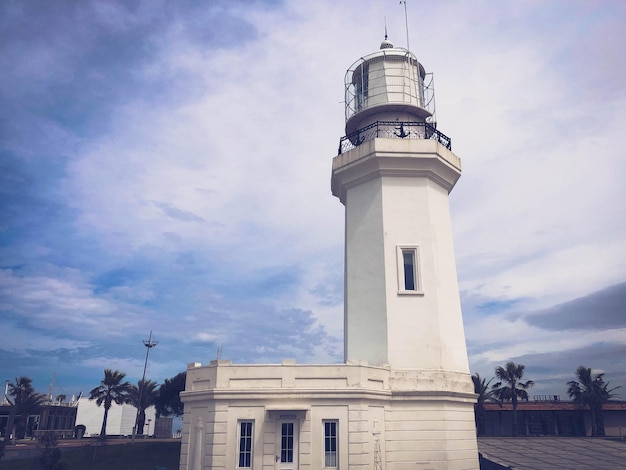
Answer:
[[333, 39, 470, 375], [179, 37, 479, 470], [331, 37, 479, 467]]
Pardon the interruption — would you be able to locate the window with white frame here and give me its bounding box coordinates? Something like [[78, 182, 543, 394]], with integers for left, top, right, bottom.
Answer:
[[324, 420, 338, 467], [396, 245, 423, 294], [238, 420, 254, 468]]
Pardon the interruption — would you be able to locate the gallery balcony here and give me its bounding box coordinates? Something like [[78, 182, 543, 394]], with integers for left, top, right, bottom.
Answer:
[[338, 120, 452, 155]]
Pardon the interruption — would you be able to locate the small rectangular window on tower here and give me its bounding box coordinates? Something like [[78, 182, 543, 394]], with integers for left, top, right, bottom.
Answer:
[[397, 245, 423, 294], [403, 250, 415, 290], [237, 420, 254, 468], [323, 420, 338, 468]]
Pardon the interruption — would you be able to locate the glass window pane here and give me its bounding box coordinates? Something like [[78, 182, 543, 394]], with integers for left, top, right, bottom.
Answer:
[[238, 421, 253, 468], [324, 421, 338, 468], [403, 250, 415, 290], [281, 423, 294, 463]]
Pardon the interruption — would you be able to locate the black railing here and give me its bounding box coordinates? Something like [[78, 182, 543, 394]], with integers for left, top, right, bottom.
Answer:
[[338, 120, 452, 154]]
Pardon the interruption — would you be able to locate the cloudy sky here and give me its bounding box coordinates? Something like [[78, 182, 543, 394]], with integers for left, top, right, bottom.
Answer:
[[1, 0, 625, 402]]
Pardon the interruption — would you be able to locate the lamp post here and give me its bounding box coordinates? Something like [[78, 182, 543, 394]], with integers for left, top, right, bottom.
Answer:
[[132, 330, 158, 444]]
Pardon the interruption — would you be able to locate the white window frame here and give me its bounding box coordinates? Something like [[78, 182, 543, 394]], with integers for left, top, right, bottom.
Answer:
[[323, 420, 338, 468], [237, 420, 254, 468], [396, 245, 423, 295]]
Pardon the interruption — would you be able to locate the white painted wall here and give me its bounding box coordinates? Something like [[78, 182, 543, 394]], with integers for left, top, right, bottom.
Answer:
[[179, 361, 479, 470], [75, 398, 156, 437], [381, 175, 469, 371], [333, 138, 470, 373], [344, 176, 388, 365]]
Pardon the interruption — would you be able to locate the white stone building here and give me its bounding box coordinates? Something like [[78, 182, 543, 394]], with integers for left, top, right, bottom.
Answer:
[[179, 38, 479, 470], [75, 398, 156, 437]]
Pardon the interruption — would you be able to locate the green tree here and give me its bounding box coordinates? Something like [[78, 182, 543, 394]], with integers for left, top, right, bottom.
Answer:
[[492, 362, 534, 436], [472, 372, 500, 436], [36, 431, 67, 470], [88, 369, 132, 440], [567, 365, 621, 437], [129, 379, 159, 435], [5, 377, 47, 442], [155, 371, 186, 418]]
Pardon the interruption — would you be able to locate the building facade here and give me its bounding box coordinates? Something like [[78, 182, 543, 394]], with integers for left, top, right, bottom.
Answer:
[[481, 399, 626, 438], [180, 38, 479, 470], [0, 402, 78, 440]]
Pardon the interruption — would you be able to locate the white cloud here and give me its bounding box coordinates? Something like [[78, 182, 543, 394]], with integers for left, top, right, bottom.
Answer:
[[0, 267, 145, 341], [81, 356, 145, 379], [2, 0, 625, 395], [0, 322, 90, 353]]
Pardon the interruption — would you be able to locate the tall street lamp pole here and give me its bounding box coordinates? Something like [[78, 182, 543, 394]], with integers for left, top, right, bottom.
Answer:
[[132, 330, 158, 443]]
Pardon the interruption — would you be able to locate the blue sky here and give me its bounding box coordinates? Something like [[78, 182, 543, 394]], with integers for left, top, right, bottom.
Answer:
[[1, 0, 625, 402]]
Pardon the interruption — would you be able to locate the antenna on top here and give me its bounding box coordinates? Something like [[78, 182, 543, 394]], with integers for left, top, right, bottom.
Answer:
[[384, 16, 388, 40], [400, 0, 410, 52]]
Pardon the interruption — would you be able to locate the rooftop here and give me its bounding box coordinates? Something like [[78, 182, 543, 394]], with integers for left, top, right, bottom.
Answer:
[[478, 437, 626, 470]]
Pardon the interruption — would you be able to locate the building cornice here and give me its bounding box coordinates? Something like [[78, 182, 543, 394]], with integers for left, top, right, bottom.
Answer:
[[331, 138, 462, 204]]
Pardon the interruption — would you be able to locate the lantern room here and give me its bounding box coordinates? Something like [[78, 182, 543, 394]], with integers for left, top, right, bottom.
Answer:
[[344, 39, 436, 136]]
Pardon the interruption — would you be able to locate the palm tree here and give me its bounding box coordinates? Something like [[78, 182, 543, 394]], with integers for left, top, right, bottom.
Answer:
[[567, 365, 621, 437], [88, 369, 132, 440], [155, 371, 186, 418], [492, 362, 534, 436], [129, 379, 159, 436], [472, 372, 500, 436], [5, 377, 47, 442]]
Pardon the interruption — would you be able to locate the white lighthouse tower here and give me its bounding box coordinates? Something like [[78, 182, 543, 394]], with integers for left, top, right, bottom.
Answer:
[[179, 37, 479, 470], [334, 38, 468, 375], [332, 38, 479, 466]]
